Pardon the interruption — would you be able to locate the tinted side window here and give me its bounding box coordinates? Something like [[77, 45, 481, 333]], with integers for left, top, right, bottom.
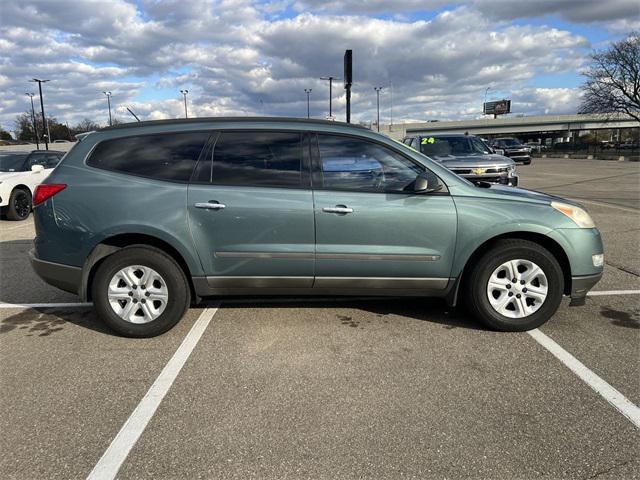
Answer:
[[87, 132, 209, 182], [212, 131, 302, 187], [317, 134, 422, 193]]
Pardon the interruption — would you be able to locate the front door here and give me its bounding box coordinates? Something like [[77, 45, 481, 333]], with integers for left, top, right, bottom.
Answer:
[[188, 130, 315, 289], [311, 133, 457, 291]]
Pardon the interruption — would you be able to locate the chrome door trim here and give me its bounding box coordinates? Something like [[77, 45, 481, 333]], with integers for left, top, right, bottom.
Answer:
[[214, 252, 440, 261], [215, 251, 313, 259], [206, 276, 314, 288], [314, 277, 449, 289], [195, 202, 226, 210], [322, 206, 354, 214], [316, 253, 440, 261]]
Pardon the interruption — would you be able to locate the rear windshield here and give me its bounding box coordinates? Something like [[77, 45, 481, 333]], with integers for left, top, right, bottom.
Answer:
[[0, 154, 28, 172], [87, 132, 209, 182]]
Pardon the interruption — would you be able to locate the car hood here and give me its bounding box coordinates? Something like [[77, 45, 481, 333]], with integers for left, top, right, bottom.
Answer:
[[478, 184, 584, 207], [431, 153, 515, 168]]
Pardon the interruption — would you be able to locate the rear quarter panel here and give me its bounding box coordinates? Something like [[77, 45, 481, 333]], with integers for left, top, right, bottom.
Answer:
[[34, 163, 203, 275]]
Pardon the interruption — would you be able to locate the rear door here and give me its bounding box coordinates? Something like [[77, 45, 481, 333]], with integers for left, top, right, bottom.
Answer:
[[187, 130, 315, 289], [311, 133, 457, 291]]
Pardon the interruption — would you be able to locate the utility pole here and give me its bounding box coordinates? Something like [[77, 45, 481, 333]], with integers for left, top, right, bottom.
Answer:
[[180, 90, 189, 118], [483, 87, 490, 114], [103, 91, 112, 126], [320, 76, 339, 119], [374, 87, 383, 132], [30, 78, 50, 150], [304, 89, 312, 118], [25, 93, 40, 150]]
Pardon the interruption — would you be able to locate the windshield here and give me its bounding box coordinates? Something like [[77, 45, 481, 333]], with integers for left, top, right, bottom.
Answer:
[[0, 154, 28, 172], [419, 136, 489, 156], [496, 138, 522, 147]]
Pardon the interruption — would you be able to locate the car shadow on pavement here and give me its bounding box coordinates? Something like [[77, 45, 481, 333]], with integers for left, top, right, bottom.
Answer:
[[0, 307, 111, 336], [216, 297, 487, 331]]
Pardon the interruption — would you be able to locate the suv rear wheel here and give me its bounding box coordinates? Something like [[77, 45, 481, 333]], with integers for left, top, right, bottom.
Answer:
[[92, 247, 190, 337], [6, 188, 32, 221], [466, 239, 564, 331]]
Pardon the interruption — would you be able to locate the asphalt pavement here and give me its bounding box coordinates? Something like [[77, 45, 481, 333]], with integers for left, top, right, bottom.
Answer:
[[1, 156, 638, 479]]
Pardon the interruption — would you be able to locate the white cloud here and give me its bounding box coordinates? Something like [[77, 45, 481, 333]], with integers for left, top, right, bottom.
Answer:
[[0, 0, 632, 131]]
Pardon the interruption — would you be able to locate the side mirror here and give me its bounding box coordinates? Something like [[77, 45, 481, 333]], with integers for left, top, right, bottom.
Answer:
[[31, 164, 45, 173], [414, 171, 443, 194]]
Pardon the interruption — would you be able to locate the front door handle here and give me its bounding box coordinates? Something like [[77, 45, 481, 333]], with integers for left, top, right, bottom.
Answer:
[[323, 205, 353, 214], [195, 201, 226, 210]]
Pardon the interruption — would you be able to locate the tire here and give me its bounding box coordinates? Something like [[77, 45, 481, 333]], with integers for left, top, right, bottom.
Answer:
[[6, 188, 32, 221], [465, 239, 564, 331], [92, 247, 191, 337]]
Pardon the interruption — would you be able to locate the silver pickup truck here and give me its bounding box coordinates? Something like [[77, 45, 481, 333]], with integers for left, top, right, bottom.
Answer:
[[403, 133, 518, 186]]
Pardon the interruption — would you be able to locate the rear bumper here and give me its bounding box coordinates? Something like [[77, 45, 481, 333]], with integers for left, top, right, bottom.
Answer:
[[569, 272, 603, 306], [29, 249, 81, 296]]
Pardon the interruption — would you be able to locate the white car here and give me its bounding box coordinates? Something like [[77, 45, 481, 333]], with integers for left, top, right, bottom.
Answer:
[[0, 150, 65, 220]]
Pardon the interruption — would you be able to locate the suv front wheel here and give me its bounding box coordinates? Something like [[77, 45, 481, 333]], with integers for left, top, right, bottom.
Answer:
[[92, 247, 191, 337], [466, 239, 564, 331]]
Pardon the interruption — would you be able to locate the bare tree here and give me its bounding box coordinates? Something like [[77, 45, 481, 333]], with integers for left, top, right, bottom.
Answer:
[[579, 31, 640, 122]]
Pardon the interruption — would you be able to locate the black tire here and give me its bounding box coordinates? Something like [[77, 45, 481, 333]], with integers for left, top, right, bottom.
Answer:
[[465, 239, 564, 331], [92, 247, 191, 337], [6, 188, 32, 221]]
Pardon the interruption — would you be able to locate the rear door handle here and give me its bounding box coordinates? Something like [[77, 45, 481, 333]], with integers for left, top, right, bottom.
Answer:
[[322, 205, 353, 214], [195, 201, 226, 210]]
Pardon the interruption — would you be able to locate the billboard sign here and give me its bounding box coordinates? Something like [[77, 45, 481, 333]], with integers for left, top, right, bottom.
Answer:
[[484, 99, 511, 115]]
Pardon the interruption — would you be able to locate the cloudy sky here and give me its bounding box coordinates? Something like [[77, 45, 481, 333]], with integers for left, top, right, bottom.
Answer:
[[1, 0, 638, 131]]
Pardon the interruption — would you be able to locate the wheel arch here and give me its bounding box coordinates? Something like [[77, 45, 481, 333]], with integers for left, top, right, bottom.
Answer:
[[12, 184, 33, 195], [448, 231, 572, 306], [81, 233, 198, 303]]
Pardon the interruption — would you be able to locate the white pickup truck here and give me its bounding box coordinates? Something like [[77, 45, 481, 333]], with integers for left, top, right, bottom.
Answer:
[[0, 150, 65, 220]]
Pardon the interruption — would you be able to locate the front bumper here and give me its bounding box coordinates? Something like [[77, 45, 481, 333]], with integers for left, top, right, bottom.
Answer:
[[29, 249, 82, 296], [569, 272, 603, 306]]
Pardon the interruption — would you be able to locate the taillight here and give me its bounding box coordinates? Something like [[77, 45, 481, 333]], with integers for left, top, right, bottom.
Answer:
[[33, 184, 66, 206]]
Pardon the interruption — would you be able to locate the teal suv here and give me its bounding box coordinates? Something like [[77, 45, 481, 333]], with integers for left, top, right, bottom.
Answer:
[[30, 118, 603, 337]]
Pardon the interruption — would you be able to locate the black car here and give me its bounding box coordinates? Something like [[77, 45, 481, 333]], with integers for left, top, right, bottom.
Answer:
[[490, 137, 531, 164]]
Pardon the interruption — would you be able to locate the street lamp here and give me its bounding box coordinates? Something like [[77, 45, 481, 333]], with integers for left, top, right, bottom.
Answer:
[[30, 78, 50, 150], [483, 87, 490, 114], [103, 91, 112, 126], [304, 88, 312, 118], [180, 90, 189, 118], [374, 87, 383, 132], [25, 93, 40, 149], [320, 76, 339, 119]]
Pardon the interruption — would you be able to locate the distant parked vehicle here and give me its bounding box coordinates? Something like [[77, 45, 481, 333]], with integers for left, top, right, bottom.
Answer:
[[491, 137, 531, 164], [525, 142, 544, 153], [404, 133, 518, 186], [0, 150, 65, 220]]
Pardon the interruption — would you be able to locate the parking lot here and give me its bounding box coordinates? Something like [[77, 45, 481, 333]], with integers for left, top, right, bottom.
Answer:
[[1, 157, 638, 479]]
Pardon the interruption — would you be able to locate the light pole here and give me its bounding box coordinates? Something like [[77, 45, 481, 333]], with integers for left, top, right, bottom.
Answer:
[[30, 78, 50, 150], [103, 91, 113, 126], [320, 76, 339, 119], [180, 89, 189, 118], [374, 87, 383, 132], [304, 88, 312, 118], [483, 87, 490, 114], [25, 93, 40, 150]]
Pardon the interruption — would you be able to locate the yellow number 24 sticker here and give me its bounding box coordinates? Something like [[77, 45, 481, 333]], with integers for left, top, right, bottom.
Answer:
[[421, 137, 436, 144]]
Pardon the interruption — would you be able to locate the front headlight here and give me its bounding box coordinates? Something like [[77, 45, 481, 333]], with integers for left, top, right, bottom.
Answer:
[[551, 201, 595, 228], [507, 164, 517, 177]]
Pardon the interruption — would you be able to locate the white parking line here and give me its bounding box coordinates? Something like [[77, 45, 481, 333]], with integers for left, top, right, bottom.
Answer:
[[0, 221, 34, 232], [528, 329, 640, 429], [587, 290, 640, 296], [0, 290, 637, 311], [0, 302, 92, 309], [86, 306, 218, 480]]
